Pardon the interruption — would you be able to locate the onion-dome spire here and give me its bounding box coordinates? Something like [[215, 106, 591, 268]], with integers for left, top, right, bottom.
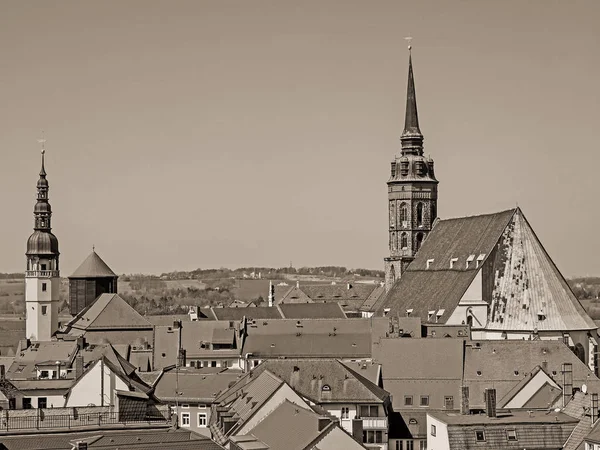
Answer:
[[26, 136, 59, 256], [400, 45, 424, 155]]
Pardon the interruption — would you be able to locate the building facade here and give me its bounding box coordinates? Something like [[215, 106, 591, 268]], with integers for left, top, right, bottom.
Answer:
[[385, 50, 438, 292]]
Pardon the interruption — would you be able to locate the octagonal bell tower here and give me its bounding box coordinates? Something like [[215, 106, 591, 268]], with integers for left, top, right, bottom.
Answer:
[[384, 48, 439, 292]]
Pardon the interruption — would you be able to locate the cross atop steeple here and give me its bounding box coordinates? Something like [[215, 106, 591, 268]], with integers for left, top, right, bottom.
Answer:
[[37, 131, 47, 176]]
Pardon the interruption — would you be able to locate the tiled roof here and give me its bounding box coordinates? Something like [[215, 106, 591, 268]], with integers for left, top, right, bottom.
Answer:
[[152, 321, 241, 370], [464, 340, 600, 408], [277, 302, 347, 319], [7, 341, 78, 381], [376, 208, 595, 332], [0, 429, 223, 449], [243, 399, 332, 450], [210, 306, 282, 321], [69, 250, 117, 278], [375, 209, 516, 319], [563, 416, 592, 450], [434, 410, 578, 450], [63, 294, 152, 332], [0, 320, 25, 357], [247, 359, 389, 404], [153, 368, 242, 403], [485, 210, 596, 331], [211, 370, 284, 442], [584, 416, 600, 444], [359, 284, 386, 312]]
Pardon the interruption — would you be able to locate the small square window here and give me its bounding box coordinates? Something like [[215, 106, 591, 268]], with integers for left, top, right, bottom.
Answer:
[[430, 424, 436, 436], [198, 412, 207, 427], [475, 430, 485, 442], [41, 283, 47, 292], [181, 404, 189, 409], [181, 412, 190, 427], [506, 429, 517, 441], [420, 396, 429, 407], [41, 306, 47, 316], [404, 396, 413, 406]]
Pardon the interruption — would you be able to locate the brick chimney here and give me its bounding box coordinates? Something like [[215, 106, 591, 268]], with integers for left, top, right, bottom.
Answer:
[[485, 388, 497, 418], [460, 386, 470, 415], [74, 354, 84, 379]]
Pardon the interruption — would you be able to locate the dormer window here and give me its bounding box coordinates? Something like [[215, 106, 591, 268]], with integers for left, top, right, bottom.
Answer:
[[476, 254, 486, 269], [426, 259, 434, 269], [466, 255, 475, 269], [449, 258, 458, 269]]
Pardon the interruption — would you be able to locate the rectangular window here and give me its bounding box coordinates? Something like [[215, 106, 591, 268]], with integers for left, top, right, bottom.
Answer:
[[341, 407, 349, 419], [40, 370, 49, 379], [370, 405, 378, 417], [190, 360, 196, 368], [41, 306, 47, 315], [181, 404, 189, 409], [406, 440, 414, 450], [38, 397, 47, 409], [420, 395, 429, 407], [360, 405, 369, 417], [363, 430, 381, 444], [404, 396, 413, 406], [475, 430, 486, 442], [221, 360, 229, 368], [23, 398, 32, 409], [431, 424, 436, 436], [198, 412, 207, 427], [506, 429, 517, 441], [41, 264, 47, 271], [211, 361, 217, 367], [420, 441, 426, 450], [181, 412, 190, 427], [396, 441, 403, 450], [41, 283, 47, 292], [444, 396, 454, 409]]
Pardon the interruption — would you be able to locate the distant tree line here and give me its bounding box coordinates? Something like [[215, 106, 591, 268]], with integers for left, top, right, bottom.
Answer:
[[156, 266, 385, 280]]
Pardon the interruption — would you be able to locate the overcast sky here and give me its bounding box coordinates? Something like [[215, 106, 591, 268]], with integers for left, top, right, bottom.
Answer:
[[1, 0, 599, 276]]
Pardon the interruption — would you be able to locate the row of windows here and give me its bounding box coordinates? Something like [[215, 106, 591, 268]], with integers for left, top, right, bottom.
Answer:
[[23, 397, 47, 409], [430, 426, 518, 442], [389, 202, 427, 227], [340, 405, 379, 419], [404, 395, 454, 408], [188, 360, 231, 368], [395, 440, 426, 450], [181, 412, 207, 428]]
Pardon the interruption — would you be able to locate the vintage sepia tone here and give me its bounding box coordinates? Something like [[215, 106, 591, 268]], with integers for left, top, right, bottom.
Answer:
[[0, 1, 599, 450]]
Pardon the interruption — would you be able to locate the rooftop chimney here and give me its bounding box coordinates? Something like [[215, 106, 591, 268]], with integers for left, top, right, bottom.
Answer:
[[351, 418, 363, 442], [563, 363, 573, 407], [74, 354, 84, 379], [268, 281, 274, 308], [460, 386, 470, 415], [485, 388, 497, 418]]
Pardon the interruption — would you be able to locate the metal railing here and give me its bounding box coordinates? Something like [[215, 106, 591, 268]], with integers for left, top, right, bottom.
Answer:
[[25, 270, 59, 278], [361, 417, 388, 429], [0, 411, 169, 433]]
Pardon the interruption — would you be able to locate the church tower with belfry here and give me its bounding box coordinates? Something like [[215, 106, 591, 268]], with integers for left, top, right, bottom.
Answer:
[[384, 47, 439, 292], [25, 139, 60, 341]]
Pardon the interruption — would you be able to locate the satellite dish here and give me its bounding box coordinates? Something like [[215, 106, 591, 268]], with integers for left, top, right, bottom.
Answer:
[[582, 384, 588, 394], [554, 408, 561, 412]]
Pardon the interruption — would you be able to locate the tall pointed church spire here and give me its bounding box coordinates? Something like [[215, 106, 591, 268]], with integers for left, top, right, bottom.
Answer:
[[400, 46, 424, 155]]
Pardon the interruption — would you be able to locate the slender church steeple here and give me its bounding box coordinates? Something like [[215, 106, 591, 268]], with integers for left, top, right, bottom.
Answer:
[[400, 49, 424, 155], [26, 136, 60, 341], [384, 45, 439, 293]]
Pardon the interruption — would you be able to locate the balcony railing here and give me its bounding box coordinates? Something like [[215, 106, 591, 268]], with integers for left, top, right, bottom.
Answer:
[[361, 417, 388, 429], [25, 270, 59, 278]]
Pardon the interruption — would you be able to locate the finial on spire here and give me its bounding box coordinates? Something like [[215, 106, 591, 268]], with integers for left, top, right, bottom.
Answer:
[[404, 36, 413, 52], [37, 131, 47, 177], [92, 244, 95, 252]]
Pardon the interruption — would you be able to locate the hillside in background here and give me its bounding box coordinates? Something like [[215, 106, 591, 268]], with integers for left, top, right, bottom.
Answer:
[[0, 266, 384, 316]]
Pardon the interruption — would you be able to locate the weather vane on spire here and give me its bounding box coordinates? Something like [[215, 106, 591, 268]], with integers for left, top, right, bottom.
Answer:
[[404, 36, 413, 51], [37, 131, 46, 155]]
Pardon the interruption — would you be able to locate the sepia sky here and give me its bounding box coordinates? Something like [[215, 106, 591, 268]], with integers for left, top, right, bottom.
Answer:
[[0, 0, 599, 276]]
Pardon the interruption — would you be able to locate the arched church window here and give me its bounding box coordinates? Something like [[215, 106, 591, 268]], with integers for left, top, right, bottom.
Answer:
[[391, 232, 397, 251], [399, 202, 408, 227], [400, 232, 408, 250], [415, 233, 424, 251], [389, 265, 396, 284], [466, 315, 473, 327], [416, 203, 424, 227]]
